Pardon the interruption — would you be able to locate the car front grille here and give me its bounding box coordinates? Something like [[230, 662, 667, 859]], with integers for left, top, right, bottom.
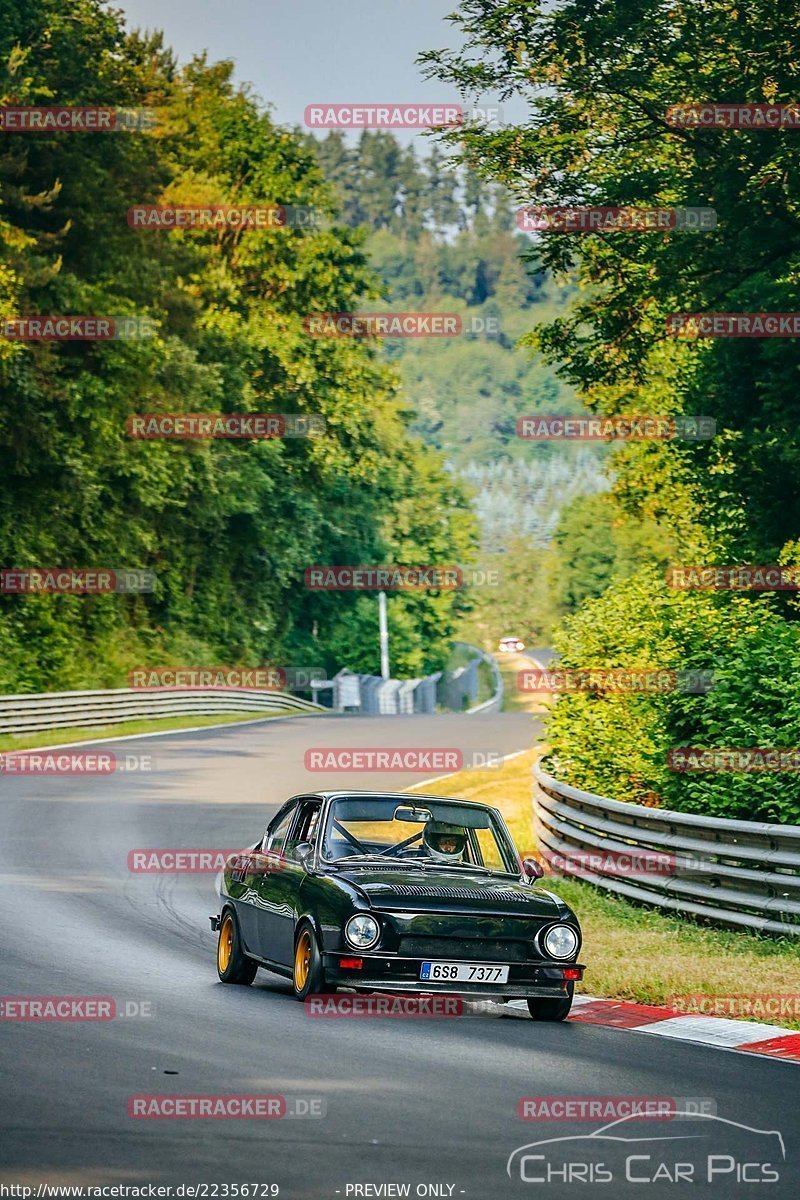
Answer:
[[384, 884, 531, 904], [398, 937, 530, 962]]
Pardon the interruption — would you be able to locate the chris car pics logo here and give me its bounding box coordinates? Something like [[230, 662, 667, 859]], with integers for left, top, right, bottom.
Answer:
[[507, 1112, 784, 1185]]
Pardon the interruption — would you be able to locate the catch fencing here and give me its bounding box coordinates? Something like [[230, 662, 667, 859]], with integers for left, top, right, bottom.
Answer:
[[324, 643, 502, 715]]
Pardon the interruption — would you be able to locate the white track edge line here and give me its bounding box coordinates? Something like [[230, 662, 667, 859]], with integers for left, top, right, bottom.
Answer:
[[404, 747, 531, 791]]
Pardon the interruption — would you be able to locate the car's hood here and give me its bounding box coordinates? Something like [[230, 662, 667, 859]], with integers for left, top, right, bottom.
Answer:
[[335, 866, 565, 918]]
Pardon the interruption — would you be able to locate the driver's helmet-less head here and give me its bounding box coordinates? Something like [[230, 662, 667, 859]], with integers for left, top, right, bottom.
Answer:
[[422, 821, 467, 863]]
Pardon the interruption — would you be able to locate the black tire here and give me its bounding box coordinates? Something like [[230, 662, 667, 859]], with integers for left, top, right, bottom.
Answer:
[[292, 921, 327, 1000], [217, 909, 258, 985], [526, 983, 574, 1022]]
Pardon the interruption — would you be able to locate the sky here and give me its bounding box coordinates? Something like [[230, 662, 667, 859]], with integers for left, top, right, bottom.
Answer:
[[114, 0, 475, 145]]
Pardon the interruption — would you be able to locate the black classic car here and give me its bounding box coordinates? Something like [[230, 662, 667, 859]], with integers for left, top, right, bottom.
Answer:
[[212, 791, 584, 1020]]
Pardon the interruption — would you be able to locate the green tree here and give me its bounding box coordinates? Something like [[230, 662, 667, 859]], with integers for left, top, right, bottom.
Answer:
[[421, 0, 800, 820], [0, 0, 477, 691], [421, 0, 800, 562]]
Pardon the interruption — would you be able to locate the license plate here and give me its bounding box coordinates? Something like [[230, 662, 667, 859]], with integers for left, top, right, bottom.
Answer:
[[420, 961, 509, 984]]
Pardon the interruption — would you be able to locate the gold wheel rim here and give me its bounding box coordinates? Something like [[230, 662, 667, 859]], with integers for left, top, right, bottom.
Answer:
[[294, 929, 312, 992], [218, 915, 234, 974]]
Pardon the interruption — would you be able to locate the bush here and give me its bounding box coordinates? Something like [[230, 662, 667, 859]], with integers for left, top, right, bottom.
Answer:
[[547, 567, 800, 824]]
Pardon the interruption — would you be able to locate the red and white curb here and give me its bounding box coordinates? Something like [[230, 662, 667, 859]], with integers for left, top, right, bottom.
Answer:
[[566, 995, 800, 1062]]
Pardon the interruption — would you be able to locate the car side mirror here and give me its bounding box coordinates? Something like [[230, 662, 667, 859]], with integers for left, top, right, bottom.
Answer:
[[295, 842, 314, 867], [521, 856, 544, 881]]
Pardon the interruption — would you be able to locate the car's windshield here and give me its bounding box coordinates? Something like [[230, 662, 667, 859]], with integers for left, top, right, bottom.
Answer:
[[321, 796, 518, 874]]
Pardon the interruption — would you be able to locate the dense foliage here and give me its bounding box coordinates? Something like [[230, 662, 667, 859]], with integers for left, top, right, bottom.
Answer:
[[424, 0, 800, 820], [307, 136, 593, 453], [0, 0, 478, 689], [548, 570, 800, 823]]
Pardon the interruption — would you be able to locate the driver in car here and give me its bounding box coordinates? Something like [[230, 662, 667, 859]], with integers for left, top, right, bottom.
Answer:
[[421, 821, 468, 863]]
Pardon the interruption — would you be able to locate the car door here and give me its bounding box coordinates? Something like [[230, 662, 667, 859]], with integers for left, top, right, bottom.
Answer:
[[262, 798, 323, 966], [237, 800, 297, 956]]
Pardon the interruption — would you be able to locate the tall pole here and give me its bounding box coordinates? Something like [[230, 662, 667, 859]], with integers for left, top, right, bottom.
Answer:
[[378, 591, 390, 680]]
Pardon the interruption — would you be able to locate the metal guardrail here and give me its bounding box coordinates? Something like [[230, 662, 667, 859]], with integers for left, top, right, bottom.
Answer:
[[0, 687, 323, 735], [466, 653, 503, 715], [533, 759, 800, 937], [453, 642, 504, 715]]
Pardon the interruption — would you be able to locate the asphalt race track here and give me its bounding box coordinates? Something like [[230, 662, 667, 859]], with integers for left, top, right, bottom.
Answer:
[[1, 712, 798, 1198]]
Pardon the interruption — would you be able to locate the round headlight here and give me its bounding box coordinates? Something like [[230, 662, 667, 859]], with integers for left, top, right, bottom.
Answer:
[[345, 914, 380, 950], [543, 924, 578, 959]]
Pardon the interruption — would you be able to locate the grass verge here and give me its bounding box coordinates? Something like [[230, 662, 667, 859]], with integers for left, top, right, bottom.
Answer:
[[497, 651, 548, 714], [410, 748, 800, 1030], [0, 709, 309, 752]]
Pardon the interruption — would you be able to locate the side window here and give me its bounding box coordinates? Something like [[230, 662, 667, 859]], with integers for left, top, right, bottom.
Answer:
[[471, 828, 506, 872], [285, 801, 322, 859], [262, 804, 297, 854]]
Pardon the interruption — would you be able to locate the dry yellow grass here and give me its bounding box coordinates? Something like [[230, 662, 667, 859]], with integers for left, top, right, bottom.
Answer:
[[409, 749, 800, 1029], [496, 651, 549, 714]]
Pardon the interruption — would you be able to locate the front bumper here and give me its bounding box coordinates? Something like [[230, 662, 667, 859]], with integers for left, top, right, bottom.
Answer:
[[322, 952, 584, 998]]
